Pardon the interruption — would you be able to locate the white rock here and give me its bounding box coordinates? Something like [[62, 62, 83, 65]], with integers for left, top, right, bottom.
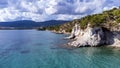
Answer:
[[67, 24, 120, 47]]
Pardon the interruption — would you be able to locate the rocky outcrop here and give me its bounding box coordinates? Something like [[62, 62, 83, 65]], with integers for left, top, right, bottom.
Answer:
[[67, 24, 120, 47], [65, 24, 80, 39], [111, 32, 120, 47]]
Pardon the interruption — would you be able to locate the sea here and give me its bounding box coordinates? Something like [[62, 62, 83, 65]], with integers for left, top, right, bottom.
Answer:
[[0, 30, 120, 68]]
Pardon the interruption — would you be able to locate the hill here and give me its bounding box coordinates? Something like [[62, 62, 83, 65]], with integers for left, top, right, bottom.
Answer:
[[46, 7, 120, 33], [0, 20, 68, 29]]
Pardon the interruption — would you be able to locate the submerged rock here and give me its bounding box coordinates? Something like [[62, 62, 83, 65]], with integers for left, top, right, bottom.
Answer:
[[67, 24, 120, 47]]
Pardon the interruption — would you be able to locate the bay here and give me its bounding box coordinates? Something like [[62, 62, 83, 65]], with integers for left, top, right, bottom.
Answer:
[[0, 30, 120, 68]]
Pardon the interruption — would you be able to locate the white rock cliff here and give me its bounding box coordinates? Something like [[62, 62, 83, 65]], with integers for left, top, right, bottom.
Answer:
[[67, 24, 120, 47]]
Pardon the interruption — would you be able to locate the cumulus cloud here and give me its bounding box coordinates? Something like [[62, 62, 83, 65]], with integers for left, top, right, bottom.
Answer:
[[0, 7, 20, 21], [0, 0, 119, 22], [56, 14, 86, 20]]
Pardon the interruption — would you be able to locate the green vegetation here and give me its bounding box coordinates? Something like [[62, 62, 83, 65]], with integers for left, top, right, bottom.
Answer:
[[45, 25, 60, 31], [116, 17, 120, 23], [45, 7, 120, 33]]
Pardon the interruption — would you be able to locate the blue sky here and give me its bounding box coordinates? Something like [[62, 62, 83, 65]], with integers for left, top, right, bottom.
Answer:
[[0, 0, 120, 22]]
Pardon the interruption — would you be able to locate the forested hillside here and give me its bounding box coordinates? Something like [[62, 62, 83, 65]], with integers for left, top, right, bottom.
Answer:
[[46, 7, 120, 33]]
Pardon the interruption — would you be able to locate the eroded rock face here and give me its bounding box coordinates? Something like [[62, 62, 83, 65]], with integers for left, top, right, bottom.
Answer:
[[111, 32, 120, 47], [67, 24, 120, 47], [66, 24, 81, 39]]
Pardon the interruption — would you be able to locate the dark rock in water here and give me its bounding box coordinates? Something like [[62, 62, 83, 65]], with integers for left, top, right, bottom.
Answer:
[[20, 50, 30, 54]]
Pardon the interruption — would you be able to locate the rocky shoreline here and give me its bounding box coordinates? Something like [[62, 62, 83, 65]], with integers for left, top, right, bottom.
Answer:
[[66, 24, 120, 47], [45, 7, 120, 47]]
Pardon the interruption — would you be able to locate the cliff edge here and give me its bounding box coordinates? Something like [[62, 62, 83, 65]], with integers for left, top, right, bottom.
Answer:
[[45, 7, 120, 47], [67, 23, 120, 47]]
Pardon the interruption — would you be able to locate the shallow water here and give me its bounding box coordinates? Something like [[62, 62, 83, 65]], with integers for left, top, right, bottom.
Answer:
[[0, 30, 120, 68]]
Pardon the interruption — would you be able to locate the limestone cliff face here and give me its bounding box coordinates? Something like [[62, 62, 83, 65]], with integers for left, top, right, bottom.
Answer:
[[67, 24, 120, 47]]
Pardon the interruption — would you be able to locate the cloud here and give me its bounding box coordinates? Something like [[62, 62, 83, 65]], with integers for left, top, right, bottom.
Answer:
[[0, 7, 20, 21], [0, 0, 120, 22], [56, 14, 86, 20]]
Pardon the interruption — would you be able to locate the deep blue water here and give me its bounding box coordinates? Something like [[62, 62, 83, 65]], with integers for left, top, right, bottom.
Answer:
[[0, 30, 120, 68]]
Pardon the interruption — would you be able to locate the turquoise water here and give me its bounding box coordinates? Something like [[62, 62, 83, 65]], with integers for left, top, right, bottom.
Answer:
[[0, 30, 120, 68]]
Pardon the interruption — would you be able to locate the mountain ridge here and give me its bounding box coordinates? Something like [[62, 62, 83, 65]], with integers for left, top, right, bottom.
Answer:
[[0, 20, 69, 29]]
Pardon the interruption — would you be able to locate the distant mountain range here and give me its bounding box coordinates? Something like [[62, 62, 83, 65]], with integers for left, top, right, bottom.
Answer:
[[0, 20, 69, 29]]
